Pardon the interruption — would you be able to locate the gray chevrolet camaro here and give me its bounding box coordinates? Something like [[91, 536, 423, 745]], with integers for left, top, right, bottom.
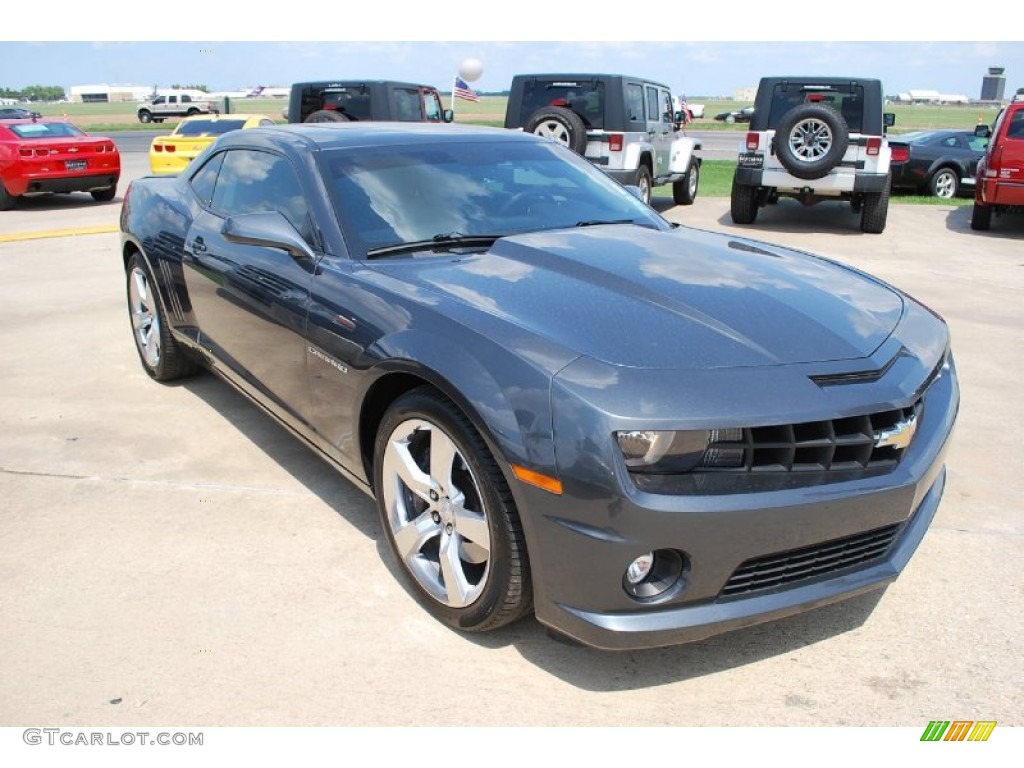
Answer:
[[119, 123, 959, 650]]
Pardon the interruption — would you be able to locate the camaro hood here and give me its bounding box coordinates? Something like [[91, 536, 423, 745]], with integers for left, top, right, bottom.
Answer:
[[371, 225, 905, 369]]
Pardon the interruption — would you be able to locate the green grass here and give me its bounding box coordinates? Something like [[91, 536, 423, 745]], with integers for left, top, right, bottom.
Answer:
[[655, 159, 973, 205]]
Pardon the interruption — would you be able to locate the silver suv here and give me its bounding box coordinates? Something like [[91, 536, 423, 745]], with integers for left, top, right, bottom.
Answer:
[[730, 76, 896, 233], [504, 73, 701, 206]]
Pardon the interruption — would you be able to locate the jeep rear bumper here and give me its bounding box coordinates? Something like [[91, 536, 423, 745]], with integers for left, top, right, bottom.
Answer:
[[735, 168, 890, 193]]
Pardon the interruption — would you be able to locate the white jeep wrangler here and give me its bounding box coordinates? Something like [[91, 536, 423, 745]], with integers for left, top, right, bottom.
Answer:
[[504, 73, 701, 206], [730, 77, 896, 233]]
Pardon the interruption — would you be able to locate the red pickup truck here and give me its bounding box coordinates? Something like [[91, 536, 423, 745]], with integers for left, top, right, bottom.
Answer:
[[971, 99, 1024, 231]]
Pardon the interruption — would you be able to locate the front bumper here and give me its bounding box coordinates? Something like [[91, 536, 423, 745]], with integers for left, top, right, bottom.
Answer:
[[515, 346, 958, 651]]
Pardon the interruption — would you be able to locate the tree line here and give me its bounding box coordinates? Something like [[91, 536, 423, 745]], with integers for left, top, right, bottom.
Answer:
[[0, 85, 66, 101]]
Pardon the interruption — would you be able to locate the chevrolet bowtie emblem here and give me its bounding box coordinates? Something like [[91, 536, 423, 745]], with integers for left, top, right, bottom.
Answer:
[[875, 414, 917, 450]]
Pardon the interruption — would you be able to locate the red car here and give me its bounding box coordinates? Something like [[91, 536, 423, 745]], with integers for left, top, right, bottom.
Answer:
[[0, 118, 120, 210], [971, 99, 1024, 231]]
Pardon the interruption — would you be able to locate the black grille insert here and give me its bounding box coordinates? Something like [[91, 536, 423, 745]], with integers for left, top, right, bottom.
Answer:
[[720, 523, 902, 597]]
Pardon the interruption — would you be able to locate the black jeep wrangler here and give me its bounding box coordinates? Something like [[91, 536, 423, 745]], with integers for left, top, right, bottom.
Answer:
[[286, 80, 454, 124]]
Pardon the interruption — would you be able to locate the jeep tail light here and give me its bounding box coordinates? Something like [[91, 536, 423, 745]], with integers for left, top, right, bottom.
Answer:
[[608, 134, 623, 152], [746, 132, 759, 151], [866, 137, 882, 157], [890, 145, 909, 163]]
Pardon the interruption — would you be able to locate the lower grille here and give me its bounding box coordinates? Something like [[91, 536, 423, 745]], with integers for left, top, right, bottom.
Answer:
[[720, 523, 902, 597]]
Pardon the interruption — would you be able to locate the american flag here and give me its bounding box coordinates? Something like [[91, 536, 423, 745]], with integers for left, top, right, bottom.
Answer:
[[453, 76, 480, 103]]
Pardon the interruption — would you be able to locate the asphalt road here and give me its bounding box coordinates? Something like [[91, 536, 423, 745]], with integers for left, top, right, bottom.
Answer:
[[0, 161, 1022, 734]]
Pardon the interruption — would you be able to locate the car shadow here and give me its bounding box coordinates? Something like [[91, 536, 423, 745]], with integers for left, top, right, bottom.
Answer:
[[944, 203, 1024, 236], [712, 199, 871, 236], [179, 368, 887, 687]]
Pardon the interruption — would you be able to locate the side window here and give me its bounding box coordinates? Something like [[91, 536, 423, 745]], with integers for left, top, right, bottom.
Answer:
[[645, 86, 660, 124], [168, 95, 177, 105], [189, 150, 224, 207], [626, 84, 645, 122], [423, 90, 442, 122], [941, 136, 961, 149], [661, 89, 673, 123], [391, 88, 424, 121], [212, 149, 313, 244], [182, 95, 192, 103], [152, 96, 165, 105], [1006, 110, 1024, 140]]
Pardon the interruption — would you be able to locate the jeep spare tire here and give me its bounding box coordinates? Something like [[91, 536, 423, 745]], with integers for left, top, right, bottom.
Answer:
[[774, 103, 849, 180], [305, 110, 350, 123], [525, 106, 587, 155]]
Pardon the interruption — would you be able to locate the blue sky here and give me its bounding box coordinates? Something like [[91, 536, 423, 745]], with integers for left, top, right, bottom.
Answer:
[[2, 4, 1021, 98]]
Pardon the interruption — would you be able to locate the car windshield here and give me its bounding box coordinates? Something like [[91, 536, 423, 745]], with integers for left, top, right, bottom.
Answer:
[[320, 137, 666, 258], [8, 122, 85, 139], [174, 119, 247, 136]]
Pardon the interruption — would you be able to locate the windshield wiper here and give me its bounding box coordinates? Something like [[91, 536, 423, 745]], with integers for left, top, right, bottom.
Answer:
[[574, 218, 635, 228], [365, 232, 505, 260]]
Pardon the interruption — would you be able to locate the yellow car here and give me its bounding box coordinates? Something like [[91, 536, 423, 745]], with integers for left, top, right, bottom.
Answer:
[[148, 114, 275, 174]]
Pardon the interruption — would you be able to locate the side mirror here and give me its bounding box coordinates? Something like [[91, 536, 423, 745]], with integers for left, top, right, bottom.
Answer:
[[883, 113, 896, 128], [974, 124, 992, 139], [442, 109, 454, 123], [221, 211, 316, 262]]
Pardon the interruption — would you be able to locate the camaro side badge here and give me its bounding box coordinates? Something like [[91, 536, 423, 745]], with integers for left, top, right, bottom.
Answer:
[[308, 346, 348, 374], [875, 414, 917, 450]]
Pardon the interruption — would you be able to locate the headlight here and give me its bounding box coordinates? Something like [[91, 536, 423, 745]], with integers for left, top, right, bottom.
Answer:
[[615, 429, 745, 473]]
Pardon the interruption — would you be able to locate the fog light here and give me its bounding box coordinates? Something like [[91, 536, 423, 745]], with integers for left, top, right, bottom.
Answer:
[[626, 553, 655, 585], [622, 549, 688, 601]]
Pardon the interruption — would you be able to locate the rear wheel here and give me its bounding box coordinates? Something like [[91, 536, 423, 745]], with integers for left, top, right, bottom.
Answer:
[[673, 161, 699, 205], [91, 185, 117, 202], [374, 388, 532, 632], [0, 182, 16, 211], [970, 202, 992, 231], [860, 173, 891, 233], [633, 165, 653, 206], [730, 174, 758, 224], [929, 167, 959, 199], [305, 109, 349, 123], [126, 253, 197, 381]]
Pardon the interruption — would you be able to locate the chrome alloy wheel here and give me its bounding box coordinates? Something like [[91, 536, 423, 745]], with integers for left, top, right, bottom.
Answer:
[[129, 265, 160, 369], [381, 418, 492, 608], [932, 169, 957, 199], [532, 119, 571, 147], [788, 118, 834, 162]]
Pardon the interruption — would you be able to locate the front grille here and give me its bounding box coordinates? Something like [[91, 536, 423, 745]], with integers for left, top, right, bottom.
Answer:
[[697, 400, 922, 475], [720, 523, 902, 597]]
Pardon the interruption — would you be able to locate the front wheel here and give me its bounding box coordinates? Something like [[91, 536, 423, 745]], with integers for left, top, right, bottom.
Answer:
[[374, 388, 532, 632], [673, 162, 699, 205], [929, 168, 959, 199], [138, 110, 152, 124]]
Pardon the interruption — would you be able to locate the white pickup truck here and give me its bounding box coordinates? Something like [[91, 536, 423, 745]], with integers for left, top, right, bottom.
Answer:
[[137, 92, 219, 124]]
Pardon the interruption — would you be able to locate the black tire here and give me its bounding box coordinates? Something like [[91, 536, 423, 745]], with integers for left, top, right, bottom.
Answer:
[[633, 164, 653, 206], [305, 109, 349, 123], [730, 173, 759, 224], [673, 161, 699, 205], [91, 185, 117, 202], [125, 253, 197, 381], [774, 103, 849, 180], [138, 110, 152, 124], [373, 387, 532, 633], [970, 202, 992, 231], [0, 182, 16, 211], [860, 172, 891, 234], [928, 167, 959, 199], [186, 108, 200, 116], [524, 106, 587, 155]]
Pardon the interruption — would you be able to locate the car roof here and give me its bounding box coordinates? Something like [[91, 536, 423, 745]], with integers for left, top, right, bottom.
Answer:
[[514, 73, 671, 87], [291, 80, 438, 90], [225, 122, 539, 151]]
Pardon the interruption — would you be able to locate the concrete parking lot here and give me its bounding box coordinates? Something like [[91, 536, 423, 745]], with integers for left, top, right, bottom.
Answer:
[[1, 155, 1022, 728]]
